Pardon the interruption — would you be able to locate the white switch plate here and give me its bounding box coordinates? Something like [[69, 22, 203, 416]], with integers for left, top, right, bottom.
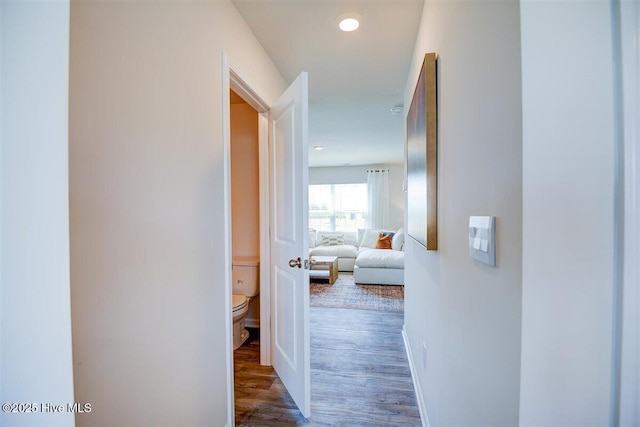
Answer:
[[469, 216, 496, 267]]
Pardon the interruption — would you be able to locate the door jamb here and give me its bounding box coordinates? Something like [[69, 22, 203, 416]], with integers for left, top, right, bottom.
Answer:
[[615, 0, 640, 423], [222, 51, 274, 426]]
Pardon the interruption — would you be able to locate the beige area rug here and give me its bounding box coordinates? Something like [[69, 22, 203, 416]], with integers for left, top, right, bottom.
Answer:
[[310, 272, 404, 312]]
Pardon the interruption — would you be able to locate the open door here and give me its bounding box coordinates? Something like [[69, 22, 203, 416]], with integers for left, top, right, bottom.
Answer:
[[269, 72, 311, 417]]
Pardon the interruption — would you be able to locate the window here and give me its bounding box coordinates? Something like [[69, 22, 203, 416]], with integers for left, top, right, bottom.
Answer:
[[308, 183, 367, 231]]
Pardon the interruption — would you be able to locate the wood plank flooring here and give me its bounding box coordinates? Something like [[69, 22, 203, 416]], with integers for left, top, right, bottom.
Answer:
[[234, 307, 422, 426]]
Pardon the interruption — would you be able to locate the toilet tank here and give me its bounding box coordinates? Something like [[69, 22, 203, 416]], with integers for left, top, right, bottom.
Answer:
[[232, 256, 260, 297]]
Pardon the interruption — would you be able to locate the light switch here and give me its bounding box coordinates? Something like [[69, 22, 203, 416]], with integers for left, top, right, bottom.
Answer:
[[469, 216, 496, 266], [480, 235, 489, 252]]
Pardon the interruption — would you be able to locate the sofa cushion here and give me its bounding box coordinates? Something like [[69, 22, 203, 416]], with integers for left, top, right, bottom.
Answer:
[[354, 265, 404, 285], [309, 244, 357, 259], [355, 249, 404, 269]]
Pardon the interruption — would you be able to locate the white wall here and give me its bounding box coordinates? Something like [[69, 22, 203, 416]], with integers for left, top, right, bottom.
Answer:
[[1, 2, 75, 426], [403, 1, 523, 425], [69, 1, 286, 425], [309, 163, 404, 230], [519, 1, 617, 425]]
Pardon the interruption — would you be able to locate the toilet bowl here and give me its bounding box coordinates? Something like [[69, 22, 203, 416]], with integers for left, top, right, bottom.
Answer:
[[232, 257, 260, 350], [232, 294, 250, 350]]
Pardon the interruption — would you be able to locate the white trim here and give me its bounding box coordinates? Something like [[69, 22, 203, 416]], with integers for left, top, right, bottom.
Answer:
[[258, 112, 272, 366], [618, 0, 640, 424], [229, 60, 272, 113], [222, 51, 275, 426], [610, 0, 625, 419], [402, 325, 430, 427], [221, 51, 235, 427]]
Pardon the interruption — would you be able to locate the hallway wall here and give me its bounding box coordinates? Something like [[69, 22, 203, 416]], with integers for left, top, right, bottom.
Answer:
[[402, 1, 523, 425], [69, 2, 286, 425]]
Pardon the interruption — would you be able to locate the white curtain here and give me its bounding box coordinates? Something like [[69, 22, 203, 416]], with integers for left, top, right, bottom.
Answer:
[[366, 169, 389, 229]]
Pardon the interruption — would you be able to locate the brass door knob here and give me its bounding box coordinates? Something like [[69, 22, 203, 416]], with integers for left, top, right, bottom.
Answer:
[[288, 257, 302, 268]]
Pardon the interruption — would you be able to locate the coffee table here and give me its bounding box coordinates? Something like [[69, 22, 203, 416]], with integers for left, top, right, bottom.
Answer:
[[308, 255, 339, 285]]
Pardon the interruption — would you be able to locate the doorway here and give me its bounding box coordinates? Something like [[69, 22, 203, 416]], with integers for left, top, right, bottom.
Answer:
[[223, 53, 311, 423], [222, 52, 311, 420], [229, 88, 261, 332], [223, 57, 274, 424]]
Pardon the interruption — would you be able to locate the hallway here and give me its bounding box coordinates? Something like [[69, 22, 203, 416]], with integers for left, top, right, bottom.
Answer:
[[234, 307, 421, 426]]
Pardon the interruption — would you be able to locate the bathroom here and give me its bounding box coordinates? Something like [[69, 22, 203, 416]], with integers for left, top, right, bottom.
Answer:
[[230, 89, 261, 350]]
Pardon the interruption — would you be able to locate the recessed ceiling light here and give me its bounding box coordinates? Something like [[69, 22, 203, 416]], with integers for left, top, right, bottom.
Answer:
[[337, 13, 362, 32], [313, 145, 324, 151], [390, 106, 404, 115]]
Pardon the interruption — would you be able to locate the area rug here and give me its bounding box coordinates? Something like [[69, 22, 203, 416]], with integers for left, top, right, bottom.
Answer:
[[310, 273, 404, 312]]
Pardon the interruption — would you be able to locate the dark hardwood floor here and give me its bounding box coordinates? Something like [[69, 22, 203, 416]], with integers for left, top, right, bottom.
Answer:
[[234, 307, 422, 426]]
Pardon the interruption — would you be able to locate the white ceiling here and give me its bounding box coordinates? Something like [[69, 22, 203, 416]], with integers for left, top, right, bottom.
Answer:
[[231, 0, 424, 167]]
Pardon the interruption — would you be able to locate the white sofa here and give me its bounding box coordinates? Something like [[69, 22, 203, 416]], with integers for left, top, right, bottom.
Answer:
[[353, 229, 404, 286], [309, 228, 405, 285]]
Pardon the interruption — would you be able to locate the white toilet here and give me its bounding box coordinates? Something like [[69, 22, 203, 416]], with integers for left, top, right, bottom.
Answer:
[[232, 256, 260, 350]]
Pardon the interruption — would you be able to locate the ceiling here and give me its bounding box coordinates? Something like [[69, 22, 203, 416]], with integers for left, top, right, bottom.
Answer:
[[231, 0, 424, 167]]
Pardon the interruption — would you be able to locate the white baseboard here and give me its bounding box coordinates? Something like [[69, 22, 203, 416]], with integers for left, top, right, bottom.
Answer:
[[402, 325, 430, 427]]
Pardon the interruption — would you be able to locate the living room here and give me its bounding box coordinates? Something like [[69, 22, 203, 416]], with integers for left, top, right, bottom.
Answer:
[[308, 162, 406, 286]]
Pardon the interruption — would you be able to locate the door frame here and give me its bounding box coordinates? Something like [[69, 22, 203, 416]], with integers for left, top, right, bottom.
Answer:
[[615, 0, 640, 423], [222, 51, 274, 425]]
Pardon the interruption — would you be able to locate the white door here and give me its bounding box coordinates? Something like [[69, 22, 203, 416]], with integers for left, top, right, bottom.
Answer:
[[269, 72, 310, 417]]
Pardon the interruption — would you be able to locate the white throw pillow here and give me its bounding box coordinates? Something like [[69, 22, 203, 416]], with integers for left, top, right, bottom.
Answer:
[[392, 228, 404, 251], [318, 232, 344, 246]]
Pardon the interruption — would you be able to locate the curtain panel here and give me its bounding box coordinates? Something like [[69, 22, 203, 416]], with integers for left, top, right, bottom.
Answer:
[[366, 169, 389, 229]]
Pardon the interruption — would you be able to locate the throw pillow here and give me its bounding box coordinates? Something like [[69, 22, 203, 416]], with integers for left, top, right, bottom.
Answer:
[[392, 229, 404, 251], [375, 232, 392, 249], [361, 229, 395, 248], [320, 233, 344, 246]]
